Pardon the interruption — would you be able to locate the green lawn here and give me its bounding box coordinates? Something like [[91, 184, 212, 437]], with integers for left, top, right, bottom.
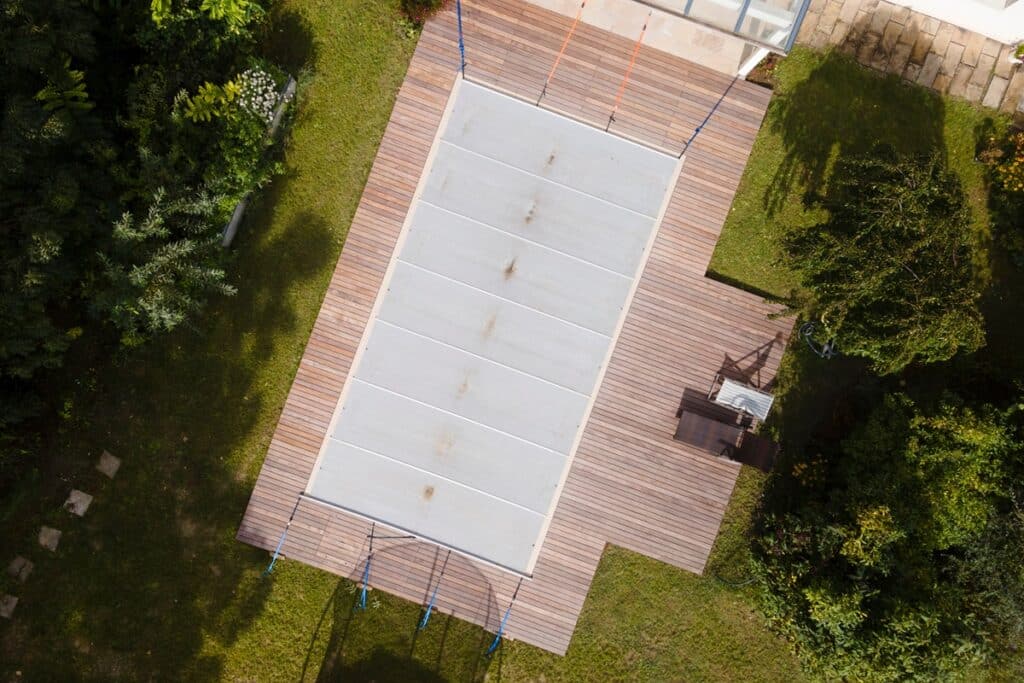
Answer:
[[0, 1, 802, 680], [709, 47, 1002, 300]]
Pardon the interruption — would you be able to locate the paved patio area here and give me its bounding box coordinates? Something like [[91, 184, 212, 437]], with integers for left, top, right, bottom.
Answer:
[[798, 0, 1024, 114]]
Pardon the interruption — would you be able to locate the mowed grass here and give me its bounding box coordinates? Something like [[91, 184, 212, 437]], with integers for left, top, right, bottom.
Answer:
[[709, 47, 1001, 299], [0, 1, 803, 680]]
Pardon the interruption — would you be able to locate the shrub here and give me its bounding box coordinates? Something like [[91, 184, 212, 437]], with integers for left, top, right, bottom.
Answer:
[[95, 188, 236, 347], [754, 393, 1016, 680], [992, 130, 1024, 195], [980, 129, 1024, 266], [780, 147, 984, 375]]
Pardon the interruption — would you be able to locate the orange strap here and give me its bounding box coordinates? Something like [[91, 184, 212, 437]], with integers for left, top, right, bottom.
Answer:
[[607, 11, 651, 131], [538, 0, 586, 104]]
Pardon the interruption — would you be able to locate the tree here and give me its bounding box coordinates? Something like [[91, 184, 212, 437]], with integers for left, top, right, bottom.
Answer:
[[782, 148, 984, 375], [94, 188, 236, 347], [754, 393, 1017, 680], [0, 0, 105, 392], [0, 0, 278, 486]]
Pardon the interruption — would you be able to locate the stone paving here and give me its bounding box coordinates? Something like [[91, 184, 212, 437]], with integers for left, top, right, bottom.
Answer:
[[4, 450, 118, 627], [64, 489, 94, 517], [0, 595, 17, 619], [96, 450, 121, 479], [37, 526, 62, 552], [798, 0, 1024, 116], [7, 556, 33, 583]]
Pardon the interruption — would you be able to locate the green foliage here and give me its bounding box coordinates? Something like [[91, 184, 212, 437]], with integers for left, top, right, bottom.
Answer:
[[842, 394, 1010, 551], [953, 502, 1024, 655], [0, 0, 282, 483], [179, 68, 285, 196], [980, 129, 1024, 268], [151, 0, 174, 26], [183, 81, 236, 121], [151, 0, 261, 32], [35, 58, 94, 112], [991, 130, 1024, 195], [781, 148, 984, 375], [0, 0, 104, 424], [754, 393, 1017, 680], [96, 189, 236, 347]]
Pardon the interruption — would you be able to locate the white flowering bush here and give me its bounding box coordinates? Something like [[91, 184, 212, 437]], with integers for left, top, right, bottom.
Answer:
[[175, 66, 292, 197], [236, 67, 280, 126]]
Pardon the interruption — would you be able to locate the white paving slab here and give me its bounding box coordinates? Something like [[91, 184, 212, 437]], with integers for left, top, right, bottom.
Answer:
[[64, 489, 93, 517], [0, 595, 17, 619], [96, 451, 121, 479], [38, 527, 61, 552], [7, 556, 33, 583], [307, 81, 678, 574]]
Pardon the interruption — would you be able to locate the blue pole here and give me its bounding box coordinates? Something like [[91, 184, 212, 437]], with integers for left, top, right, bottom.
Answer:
[[786, 0, 813, 52], [456, 0, 466, 75], [357, 522, 375, 611], [358, 555, 371, 610], [262, 495, 303, 576], [418, 550, 451, 630], [486, 578, 523, 655], [682, 76, 738, 156], [733, 0, 754, 34]]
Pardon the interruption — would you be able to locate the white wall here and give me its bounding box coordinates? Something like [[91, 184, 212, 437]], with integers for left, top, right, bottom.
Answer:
[[888, 0, 1023, 44]]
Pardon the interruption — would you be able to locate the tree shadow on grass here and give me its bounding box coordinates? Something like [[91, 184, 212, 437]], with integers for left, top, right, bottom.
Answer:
[[764, 49, 947, 216], [0, 208, 337, 680], [261, 6, 319, 78], [968, 116, 1024, 386]]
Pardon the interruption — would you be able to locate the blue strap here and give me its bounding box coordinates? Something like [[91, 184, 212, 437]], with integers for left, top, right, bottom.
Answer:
[[357, 522, 375, 610], [456, 0, 466, 74], [418, 586, 438, 629], [357, 554, 371, 610], [485, 578, 523, 655], [262, 495, 303, 576], [683, 76, 738, 155], [263, 528, 289, 576], [418, 550, 451, 630]]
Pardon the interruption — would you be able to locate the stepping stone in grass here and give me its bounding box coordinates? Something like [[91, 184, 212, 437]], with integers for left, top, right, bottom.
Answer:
[[96, 451, 121, 479], [0, 595, 17, 619], [38, 526, 62, 552], [64, 489, 93, 517], [6, 556, 33, 583]]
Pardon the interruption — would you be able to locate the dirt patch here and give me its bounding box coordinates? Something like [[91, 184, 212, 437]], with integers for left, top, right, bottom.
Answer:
[[746, 53, 781, 90]]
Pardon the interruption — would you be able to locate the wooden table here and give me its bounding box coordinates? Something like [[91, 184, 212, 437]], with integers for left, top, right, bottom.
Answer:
[[674, 410, 744, 456]]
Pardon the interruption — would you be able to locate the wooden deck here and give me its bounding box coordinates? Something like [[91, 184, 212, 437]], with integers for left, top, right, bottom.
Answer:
[[237, 0, 792, 655]]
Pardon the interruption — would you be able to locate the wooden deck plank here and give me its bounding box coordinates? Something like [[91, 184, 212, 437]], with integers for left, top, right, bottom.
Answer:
[[237, 0, 790, 656]]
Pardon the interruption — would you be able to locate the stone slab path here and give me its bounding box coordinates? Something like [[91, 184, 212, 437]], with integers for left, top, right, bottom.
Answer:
[[96, 451, 120, 479], [798, 0, 1024, 115], [6, 556, 33, 583], [37, 526, 61, 552], [0, 595, 17, 619], [64, 489, 93, 517]]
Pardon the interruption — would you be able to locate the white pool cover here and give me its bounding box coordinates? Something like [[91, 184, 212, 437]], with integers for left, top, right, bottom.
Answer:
[[307, 80, 679, 575]]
